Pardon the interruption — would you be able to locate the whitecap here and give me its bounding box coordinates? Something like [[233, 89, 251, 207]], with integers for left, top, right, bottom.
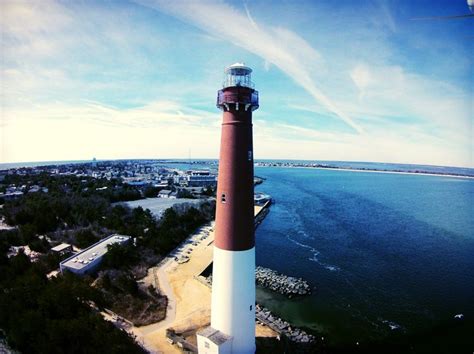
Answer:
[[325, 265, 340, 271], [381, 319, 402, 330], [287, 234, 340, 272], [297, 229, 313, 239]]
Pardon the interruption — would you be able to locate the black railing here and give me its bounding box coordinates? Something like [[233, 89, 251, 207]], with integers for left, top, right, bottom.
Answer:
[[216, 89, 259, 109]]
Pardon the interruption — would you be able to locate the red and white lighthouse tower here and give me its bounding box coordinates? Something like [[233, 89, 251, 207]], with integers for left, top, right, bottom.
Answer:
[[198, 63, 259, 354]]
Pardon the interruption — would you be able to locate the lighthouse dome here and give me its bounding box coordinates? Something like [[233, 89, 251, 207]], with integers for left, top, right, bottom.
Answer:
[[223, 63, 254, 89]]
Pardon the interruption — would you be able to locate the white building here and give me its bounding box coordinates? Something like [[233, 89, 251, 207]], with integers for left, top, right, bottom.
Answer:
[[158, 189, 172, 198], [50, 243, 73, 256], [186, 170, 217, 187], [60, 234, 130, 275]]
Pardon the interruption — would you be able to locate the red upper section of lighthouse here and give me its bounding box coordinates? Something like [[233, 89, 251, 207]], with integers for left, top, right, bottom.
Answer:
[[214, 63, 259, 251]]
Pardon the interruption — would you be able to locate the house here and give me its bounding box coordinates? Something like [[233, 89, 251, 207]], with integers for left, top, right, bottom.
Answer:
[[158, 189, 172, 198]]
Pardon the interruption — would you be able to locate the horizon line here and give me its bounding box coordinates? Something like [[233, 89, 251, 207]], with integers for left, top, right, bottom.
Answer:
[[1, 157, 473, 170]]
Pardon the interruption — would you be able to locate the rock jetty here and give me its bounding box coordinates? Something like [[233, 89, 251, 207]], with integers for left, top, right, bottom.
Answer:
[[255, 266, 311, 297], [206, 267, 311, 297], [256, 304, 315, 343], [199, 274, 315, 343]]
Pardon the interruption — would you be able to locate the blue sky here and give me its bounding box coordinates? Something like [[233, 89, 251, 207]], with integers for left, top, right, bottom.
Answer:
[[1, 0, 473, 167]]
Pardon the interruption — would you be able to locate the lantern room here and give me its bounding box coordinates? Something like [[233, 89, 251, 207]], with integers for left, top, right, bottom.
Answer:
[[223, 62, 254, 89]]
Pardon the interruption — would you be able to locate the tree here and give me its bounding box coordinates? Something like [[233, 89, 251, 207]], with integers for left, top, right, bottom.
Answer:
[[177, 189, 196, 199], [102, 243, 138, 269], [75, 229, 99, 248], [0, 254, 146, 354], [144, 186, 161, 198]]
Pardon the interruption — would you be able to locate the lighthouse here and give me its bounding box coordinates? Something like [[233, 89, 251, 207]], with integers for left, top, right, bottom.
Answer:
[[197, 63, 259, 354]]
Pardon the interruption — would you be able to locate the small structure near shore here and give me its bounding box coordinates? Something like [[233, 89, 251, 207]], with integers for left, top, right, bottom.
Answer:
[[255, 266, 311, 297]]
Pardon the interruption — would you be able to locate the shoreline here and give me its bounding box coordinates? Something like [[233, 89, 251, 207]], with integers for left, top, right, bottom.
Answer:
[[2, 159, 472, 180], [256, 165, 474, 180]]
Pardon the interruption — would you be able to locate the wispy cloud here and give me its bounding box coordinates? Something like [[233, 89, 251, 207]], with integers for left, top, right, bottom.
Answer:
[[135, 0, 364, 134], [347, 64, 471, 138], [372, 0, 397, 33]]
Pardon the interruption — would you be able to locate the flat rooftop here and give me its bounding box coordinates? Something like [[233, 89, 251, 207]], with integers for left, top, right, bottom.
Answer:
[[61, 234, 130, 270], [51, 243, 71, 252]]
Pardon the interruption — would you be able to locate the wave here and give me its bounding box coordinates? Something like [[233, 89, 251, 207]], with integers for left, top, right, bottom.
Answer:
[[297, 229, 313, 239], [380, 319, 403, 331], [324, 265, 339, 271], [287, 234, 340, 271]]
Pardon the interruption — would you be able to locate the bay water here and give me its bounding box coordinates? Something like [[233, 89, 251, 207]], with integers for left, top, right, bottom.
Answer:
[[254, 167, 474, 348]]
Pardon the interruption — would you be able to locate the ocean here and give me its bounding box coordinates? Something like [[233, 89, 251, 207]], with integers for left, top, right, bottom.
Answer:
[[254, 166, 474, 350]]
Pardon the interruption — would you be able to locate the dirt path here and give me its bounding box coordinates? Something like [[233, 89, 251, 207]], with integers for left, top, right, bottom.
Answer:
[[139, 259, 176, 335]]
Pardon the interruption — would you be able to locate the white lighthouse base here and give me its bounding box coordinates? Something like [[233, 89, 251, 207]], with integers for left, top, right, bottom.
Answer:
[[211, 247, 256, 354]]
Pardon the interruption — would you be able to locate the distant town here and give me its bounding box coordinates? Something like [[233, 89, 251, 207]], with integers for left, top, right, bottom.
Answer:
[[1, 159, 214, 201]]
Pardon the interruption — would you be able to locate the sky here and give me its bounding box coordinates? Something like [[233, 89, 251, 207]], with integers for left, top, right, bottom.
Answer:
[[1, 0, 473, 167]]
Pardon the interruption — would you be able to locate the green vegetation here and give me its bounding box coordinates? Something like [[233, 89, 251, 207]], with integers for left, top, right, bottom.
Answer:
[[0, 172, 215, 352], [74, 228, 101, 249], [143, 186, 162, 198], [102, 243, 139, 269], [0, 253, 145, 354], [1, 173, 141, 206], [1, 174, 214, 253], [176, 188, 195, 199], [140, 206, 214, 254], [95, 269, 168, 327], [3, 192, 110, 236]]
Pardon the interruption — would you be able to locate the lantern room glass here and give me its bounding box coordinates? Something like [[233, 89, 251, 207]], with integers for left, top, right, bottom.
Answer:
[[223, 66, 254, 89]]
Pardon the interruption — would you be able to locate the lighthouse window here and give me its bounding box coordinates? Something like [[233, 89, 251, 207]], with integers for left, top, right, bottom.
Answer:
[[221, 193, 226, 203], [250, 305, 253, 311]]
